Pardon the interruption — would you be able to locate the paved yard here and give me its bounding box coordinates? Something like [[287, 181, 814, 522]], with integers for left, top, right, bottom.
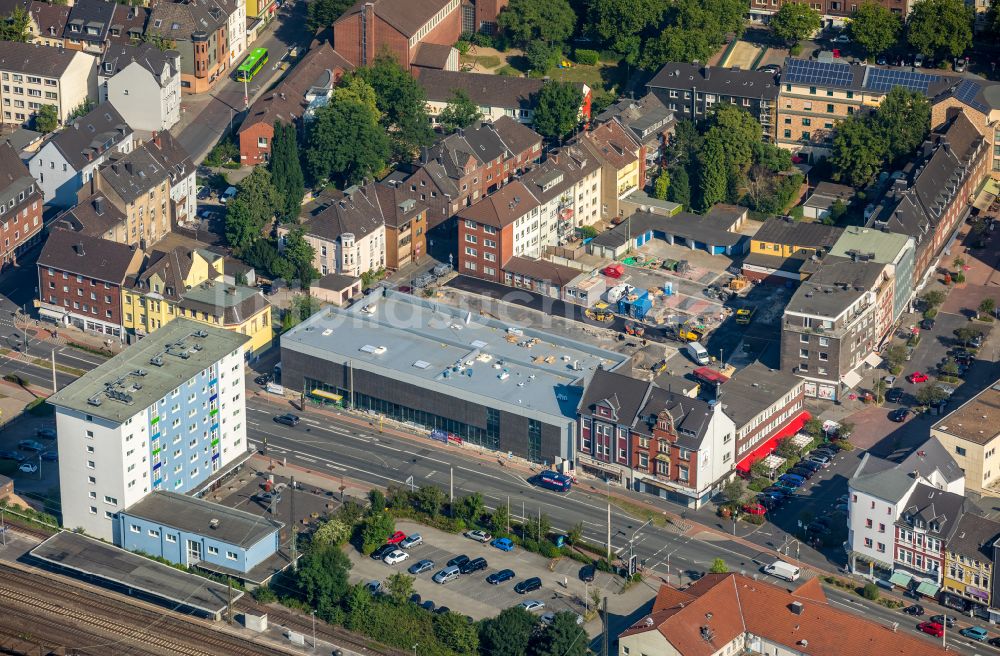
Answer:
[[723, 41, 764, 69]]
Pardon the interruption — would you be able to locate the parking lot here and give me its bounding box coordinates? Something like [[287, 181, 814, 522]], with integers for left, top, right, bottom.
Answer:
[[347, 520, 618, 634], [0, 411, 59, 494]]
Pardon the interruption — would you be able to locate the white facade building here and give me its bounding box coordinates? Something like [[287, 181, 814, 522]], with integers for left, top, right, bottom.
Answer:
[[521, 144, 602, 250], [0, 41, 98, 127], [99, 44, 182, 132], [225, 0, 247, 67], [48, 320, 250, 540]]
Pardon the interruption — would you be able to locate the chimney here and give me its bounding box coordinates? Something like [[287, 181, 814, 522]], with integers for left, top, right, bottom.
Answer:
[[152, 131, 161, 148], [420, 146, 429, 164], [789, 602, 804, 615], [703, 66, 710, 80], [93, 196, 104, 214]]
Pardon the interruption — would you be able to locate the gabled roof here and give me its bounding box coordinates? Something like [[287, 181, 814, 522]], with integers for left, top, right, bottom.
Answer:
[[520, 144, 598, 204], [850, 452, 920, 503], [300, 184, 386, 242], [0, 141, 38, 210], [56, 193, 126, 237], [125, 247, 199, 301], [899, 438, 965, 486], [415, 69, 543, 110], [97, 141, 169, 204], [580, 120, 639, 170], [178, 282, 270, 326], [107, 3, 148, 44], [898, 482, 965, 542], [578, 367, 651, 424], [64, 0, 116, 44], [752, 216, 844, 249], [372, 183, 426, 230], [30, 0, 70, 40], [454, 180, 539, 229], [634, 386, 716, 449], [336, 0, 455, 37], [40, 103, 131, 171], [148, 0, 227, 40], [145, 132, 193, 187], [99, 42, 178, 82], [949, 512, 1000, 563], [0, 40, 85, 77], [595, 93, 674, 145], [37, 227, 139, 283]]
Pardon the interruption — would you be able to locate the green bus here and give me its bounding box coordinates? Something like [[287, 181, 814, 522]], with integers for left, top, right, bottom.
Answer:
[[235, 48, 269, 82]]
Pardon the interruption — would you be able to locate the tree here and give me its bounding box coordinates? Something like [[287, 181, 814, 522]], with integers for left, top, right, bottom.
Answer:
[[641, 25, 716, 68], [721, 479, 748, 507], [530, 611, 588, 656], [498, 0, 576, 48], [0, 6, 32, 42], [225, 168, 280, 255], [532, 81, 583, 141], [907, 0, 972, 58], [34, 105, 58, 133], [368, 488, 386, 513], [412, 485, 446, 517], [434, 611, 480, 654], [269, 122, 305, 223], [874, 87, 930, 164], [142, 31, 174, 52], [884, 344, 908, 370], [312, 518, 353, 547], [586, 0, 666, 55], [979, 297, 997, 319], [567, 522, 583, 545], [479, 606, 538, 656], [454, 492, 485, 525], [523, 512, 552, 543], [640, 0, 747, 68], [304, 91, 389, 186], [916, 384, 949, 406], [306, 0, 353, 30], [827, 198, 848, 224], [385, 571, 414, 604], [923, 290, 946, 308], [359, 511, 395, 554], [525, 40, 559, 73], [862, 582, 880, 600], [294, 544, 352, 621], [356, 53, 434, 159], [668, 166, 691, 207], [849, 2, 901, 56], [491, 504, 511, 534], [770, 2, 821, 44], [940, 358, 960, 377], [695, 138, 727, 210], [68, 98, 96, 120], [954, 326, 980, 346], [652, 171, 670, 200], [274, 227, 318, 286], [709, 558, 729, 573], [438, 88, 483, 132], [830, 117, 887, 188]]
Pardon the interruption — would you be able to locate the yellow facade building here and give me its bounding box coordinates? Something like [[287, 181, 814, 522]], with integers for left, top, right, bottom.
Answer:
[[942, 513, 1000, 614]]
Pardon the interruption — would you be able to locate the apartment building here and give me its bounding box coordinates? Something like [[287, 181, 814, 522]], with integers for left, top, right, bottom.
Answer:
[[63, 0, 116, 54], [144, 131, 196, 227], [777, 58, 951, 156], [417, 69, 544, 125], [829, 226, 916, 327], [456, 181, 538, 282], [219, 0, 245, 67], [781, 257, 894, 400], [0, 41, 97, 127], [332, 0, 461, 70], [47, 319, 249, 540], [894, 482, 965, 596], [577, 120, 642, 221], [29, 103, 134, 208], [594, 93, 674, 176], [373, 183, 427, 271], [931, 381, 1000, 494], [749, 0, 912, 26], [148, 0, 229, 94], [36, 227, 143, 336], [646, 62, 778, 141], [931, 78, 1000, 173], [28, 0, 71, 48], [0, 141, 43, 268], [519, 143, 602, 246], [99, 43, 182, 132], [942, 513, 1000, 617]]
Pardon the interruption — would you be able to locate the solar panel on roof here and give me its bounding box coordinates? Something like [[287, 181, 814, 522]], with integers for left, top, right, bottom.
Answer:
[[953, 78, 988, 113], [864, 68, 940, 93], [783, 59, 856, 88]]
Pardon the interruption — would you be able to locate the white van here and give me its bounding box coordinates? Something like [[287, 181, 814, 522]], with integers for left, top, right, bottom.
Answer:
[[686, 341, 710, 365], [763, 560, 801, 582]]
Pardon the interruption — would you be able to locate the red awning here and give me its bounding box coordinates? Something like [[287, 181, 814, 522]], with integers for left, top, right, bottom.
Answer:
[[694, 367, 730, 385], [736, 410, 812, 473]]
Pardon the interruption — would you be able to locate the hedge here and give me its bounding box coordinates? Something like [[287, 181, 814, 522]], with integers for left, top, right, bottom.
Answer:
[[574, 49, 599, 65]]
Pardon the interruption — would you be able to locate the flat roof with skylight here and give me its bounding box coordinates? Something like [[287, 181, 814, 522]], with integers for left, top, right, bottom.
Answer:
[[280, 292, 628, 420]]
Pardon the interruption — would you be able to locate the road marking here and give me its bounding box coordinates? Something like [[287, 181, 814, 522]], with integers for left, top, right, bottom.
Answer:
[[325, 463, 346, 471], [299, 456, 316, 463]]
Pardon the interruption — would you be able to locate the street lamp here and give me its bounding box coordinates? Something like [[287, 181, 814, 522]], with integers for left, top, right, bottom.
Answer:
[[311, 610, 316, 652], [412, 644, 418, 656]]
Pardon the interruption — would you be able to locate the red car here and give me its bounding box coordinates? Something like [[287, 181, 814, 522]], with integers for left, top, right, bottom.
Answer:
[[387, 531, 407, 545], [742, 503, 767, 516], [918, 621, 944, 637], [907, 372, 929, 384], [602, 263, 624, 278]]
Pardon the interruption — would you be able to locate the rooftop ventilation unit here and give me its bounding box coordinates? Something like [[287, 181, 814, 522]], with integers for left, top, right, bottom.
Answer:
[[209, 518, 219, 529], [150, 356, 164, 366], [87, 397, 103, 407], [413, 360, 431, 369]]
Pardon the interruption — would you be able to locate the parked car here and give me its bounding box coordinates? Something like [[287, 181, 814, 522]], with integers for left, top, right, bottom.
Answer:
[[433, 566, 461, 584], [930, 614, 957, 628], [889, 407, 911, 422], [796, 460, 823, 473], [254, 374, 271, 386], [989, 636, 1000, 647], [903, 604, 924, 616], [918, 621, 944, 637], [954, 57, 969, 72], [491, 537, 515, 552], [757, 494, 782, 510], [742, 503, 767, 515], [421, 600, 436, 612], [885, 387, 905, 403], [387, 531, 407, 545], [197, 186, 211, 200], [518, 600, 545, 612], [834, 502, 849, 513], [400, 534, 423, 548], [17, 439, 44, 452], [960, 626, 989, 641], [806, 521, 831, 535], [447, 555, 470, 569], [579, 564, 596, 582], [220, 186, 237, 204], [515, 576, 542, 594], [465, 530, 492, 543], [18, 462, 37, 474], [778, 474, 804, 487], [273, 413, 300, 427], [805, 455, 831, 468], [773, 480, 798, 493], [969, 333, 984, 348], [408, 559, 434, 575], [758, 64, 781, 74], [541, 611, 584, 626], [36, 427, 56, 439], [371, 544, 396, 560], [40, 450, 58, 462], [907, 372, 929, 384], [487, 569, 516, 584], [920, 318, 935, 331], [0, 449, 20, 460], [383, 549, 410, 565], [365, 580, 383, 594], [459, 557, 488, 574], [787, 466, 814, 480]]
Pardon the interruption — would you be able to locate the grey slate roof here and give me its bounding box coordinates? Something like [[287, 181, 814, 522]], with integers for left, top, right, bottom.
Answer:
[[123, 491, 282, 549], [100, 42, 179, 82], [520, 144, 597, 205], [64, 0, 116, 44], [578, 367, 652, 425], [0, 141, 38, 212], [647, 62, 779, 99], [850, 452, 919, 502], [37, 227, 138, 283], [0, 40, 83, 77], [148, 0, 227, 40], [98, 142, 168, 204], [899, 438, 964, 486], [949, 513, 1000, 563], [44, 103, 132, 171], [416, 69, 543, 110], [301, 185, 385, 242], [595, 93, 674, 146], [898, 482, 965, 543], [145, 132, 193, 187], [752, 216, 844, 249], [635, 386, 715, 448]]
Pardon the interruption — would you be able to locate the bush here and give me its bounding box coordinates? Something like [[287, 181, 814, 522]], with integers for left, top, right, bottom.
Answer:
[[253, 585, 278, 603], [497, 65, 520, 77], [923, 307, 938, 320], [862, 582, 880, 600], [788, 206, 804, 221], [455, 39, 471, 55], [574, 49, 599, 65], [790, 44, 802, 56]]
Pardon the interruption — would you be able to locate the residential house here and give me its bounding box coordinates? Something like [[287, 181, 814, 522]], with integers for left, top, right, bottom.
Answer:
[[388, 117, 542, 228], [931, 78, 1000, 173], [748, 0, 914, 27], [777, 58, 952, 156], [519, 142, 602, 245], [577, 120, 642, 222], [943, 513, 1000, 617], [801, 180, 854, 220], [80, 138, 173, 248], [309, 273, 361, 305], [742, 216, 843, 284], [847, 442, 964, 576], [781, 257, 894, 399], [417, 69, 543, 125], [931, 380, 1000, 494], [894, 482, 966, 597], [98, 43, 182, 132], [594, 93, 674, 177], [373, 183, 427, 271], [829, 225, 916, 329], [148, 0, 230, 94], [0, 40, 97, 127], [63, 0, 117, 54], [282, 185, 386, 278], [28, 0, 71, 48], [577, 368, 737, 508], [646, 62, 778, 141], [28, 103, 134, 208], [177, 281, 272, 352], [36, 227, 143, 336], [0, 141, 43, 268], [869, 111, 988, 291], [332, 0, 461, 71], [617, 574, 949, 656], [144, 131, 196, 227], [218, 0, 245, 67], [238, 42, 352, 165], [456, 180, 538, 282], [106, 4, 148, 47]]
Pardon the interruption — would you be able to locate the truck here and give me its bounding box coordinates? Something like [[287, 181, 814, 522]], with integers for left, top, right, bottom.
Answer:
[[735, 307, 755, 325], [686, 341, 710, 365]]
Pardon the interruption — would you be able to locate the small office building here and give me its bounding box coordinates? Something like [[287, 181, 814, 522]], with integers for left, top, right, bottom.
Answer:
[[279, 291, 627, 465]]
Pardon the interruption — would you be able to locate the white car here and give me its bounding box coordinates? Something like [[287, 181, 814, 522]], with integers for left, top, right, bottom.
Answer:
[[383, 549, 409, 565], [465, 530, 492, 543], [18, 462, 37, 474], [519, 600, 545, 612], [400, 534, 423, 549]]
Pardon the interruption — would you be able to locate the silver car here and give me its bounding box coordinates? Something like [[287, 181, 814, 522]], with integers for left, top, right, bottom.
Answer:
[[433, 566, 461, 584]]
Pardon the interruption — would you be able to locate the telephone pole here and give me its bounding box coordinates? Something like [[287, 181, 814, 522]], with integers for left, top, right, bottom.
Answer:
[[290, 476, 297, 570], [226, 577, 234, 624]]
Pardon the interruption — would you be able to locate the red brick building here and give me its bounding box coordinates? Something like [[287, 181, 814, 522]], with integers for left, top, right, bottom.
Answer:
[[749, 0, 912, 25], [0, 142, 43, 269], [238, 42, 352, 165], [455, 181, 531, 282], [333, 0, 462, 71], [36, 228, 143, 337]]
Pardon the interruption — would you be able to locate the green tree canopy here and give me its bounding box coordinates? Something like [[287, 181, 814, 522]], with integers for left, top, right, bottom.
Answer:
[[438, 88, 483, 132], [34, 105, 58, 133], [224, 167, 280, 255], [532, 81, 583, 140], [830, 116, 887, 188], [639, 0, 747, 68], [525, 40, 559, 73], [710, 558, 730, 573], [907, 0, 973, 58], [586, 0, 667, 55], [694, 138, 728, 211], [849, 2, 902, 56], [434, 611, 481, 654], [385, 571, 414, 604], [306, 0, 353, 30], [653, 170, 670, 199], [498, 0, 576, 47], [304, 91, 389, 186], [0, 6, 32, 42], [668, 165, 691, 208], [294, 543, 352, 621], [359, 511, 395, 554], [274, 227, 318, 286], [479, 606, 539, 656], [874, 87, 930, 164], [530, 612, 588, 656], [269, 122, 305, 223], [454, 492, 485, 525], [770, 2, 821, 43], [355, 53, 434, 159]]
